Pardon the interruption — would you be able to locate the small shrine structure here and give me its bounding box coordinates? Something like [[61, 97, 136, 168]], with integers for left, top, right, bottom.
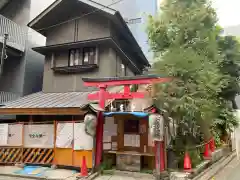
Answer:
[[82, 75, 171, 174]]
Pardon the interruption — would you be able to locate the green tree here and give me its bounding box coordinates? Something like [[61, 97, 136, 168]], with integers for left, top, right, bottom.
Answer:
[[218, 35, 240, 109], [147, 0, 228, 144], [211, 35, 240, 143]]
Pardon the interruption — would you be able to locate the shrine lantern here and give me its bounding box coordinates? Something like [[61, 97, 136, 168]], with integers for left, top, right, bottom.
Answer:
[[84, 113, 97, 137], [149, 113, 164, 141]]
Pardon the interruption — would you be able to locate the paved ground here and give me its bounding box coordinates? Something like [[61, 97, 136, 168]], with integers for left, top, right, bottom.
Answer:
[[94, 171, 155, 180], [0, 176, 32, 180], [213, 157, 240, 180]]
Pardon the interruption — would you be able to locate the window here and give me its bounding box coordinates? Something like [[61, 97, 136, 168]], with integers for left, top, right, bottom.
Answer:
[[83, 47, 97, 65], [124, 120, 139, 134], [68, 47, 98, 66], [120, 63, 126, 76], [69, 49, 80, 66]]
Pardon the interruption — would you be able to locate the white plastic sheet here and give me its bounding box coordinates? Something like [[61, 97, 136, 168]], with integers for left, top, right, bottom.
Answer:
[[73, 123, 93, 150], [0, 124, 8, 145], [24, 124, 54, 148], [56, 123, 73, 148], [8, 124, 23, 146]]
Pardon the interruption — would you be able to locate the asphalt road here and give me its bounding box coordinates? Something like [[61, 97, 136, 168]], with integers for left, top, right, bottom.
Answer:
[[212, 156, 240, 180]]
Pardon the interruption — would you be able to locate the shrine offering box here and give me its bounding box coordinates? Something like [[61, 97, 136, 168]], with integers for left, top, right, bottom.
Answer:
[[116, 153, 141, 172]]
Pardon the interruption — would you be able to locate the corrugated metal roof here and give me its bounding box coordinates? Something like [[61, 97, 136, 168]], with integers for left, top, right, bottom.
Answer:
[[1, 91, 90, 109], [0, 86, 124, 109]]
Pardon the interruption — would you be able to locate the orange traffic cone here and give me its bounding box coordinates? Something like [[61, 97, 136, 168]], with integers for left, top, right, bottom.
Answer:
[[210, 138, 215, 152], [81, 156, 88, 177], [184, 152, 192, 170], [204, 143, 211, 159]]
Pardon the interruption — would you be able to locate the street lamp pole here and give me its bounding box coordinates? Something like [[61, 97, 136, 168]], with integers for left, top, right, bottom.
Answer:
[[0, 33, 8, 75]]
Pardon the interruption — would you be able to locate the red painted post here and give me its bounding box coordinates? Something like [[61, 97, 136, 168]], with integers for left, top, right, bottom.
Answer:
[[154, 141, 160, 177], [99, 85, 107, 109], [160, 141, 165, 171], [95, 85, 106, 167], [124, 85, 130, 95]]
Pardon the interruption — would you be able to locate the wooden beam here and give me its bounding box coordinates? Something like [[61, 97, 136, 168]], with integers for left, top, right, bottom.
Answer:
[[83, 77, 171, 87], [88, 92, 145, 100], [0, 108, 86, 115]]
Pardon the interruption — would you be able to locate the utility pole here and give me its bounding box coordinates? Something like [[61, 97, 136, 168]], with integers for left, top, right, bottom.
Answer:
[[0, 33, 8, 75]]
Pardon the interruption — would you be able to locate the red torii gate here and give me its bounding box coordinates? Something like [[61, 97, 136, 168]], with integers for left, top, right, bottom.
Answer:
[[82, 75, 171, 172]]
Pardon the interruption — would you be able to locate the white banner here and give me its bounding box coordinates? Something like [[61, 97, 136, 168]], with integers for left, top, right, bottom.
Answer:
[[74, 123, 93, 150], [56, 123, 73, 148], [0, 124, 8, 145], [24, 124, 54, 148], [8, 124, 23, 146]]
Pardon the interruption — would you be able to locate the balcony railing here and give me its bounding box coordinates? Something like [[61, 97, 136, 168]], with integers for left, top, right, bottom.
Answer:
[[0, 91, 20, 104], [0, 14, 26, 52]]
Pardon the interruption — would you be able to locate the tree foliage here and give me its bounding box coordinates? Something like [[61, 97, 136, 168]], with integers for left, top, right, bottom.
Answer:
[[218, 35, 240, 109], [147, 0, 237, 144]]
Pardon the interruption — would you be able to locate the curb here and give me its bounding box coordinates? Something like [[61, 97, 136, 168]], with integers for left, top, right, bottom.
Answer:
[[86, 172, 100, 180], [192, 151, 236, 180], [0, 173, 47, 179], [0, 172, 80, 180]]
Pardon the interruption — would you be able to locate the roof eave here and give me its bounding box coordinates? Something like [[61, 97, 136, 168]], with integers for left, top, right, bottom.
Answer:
[[28, 0, 63, 28], [114, 12, 150, 67], [32, 37, 112, 55], [27, 0, 117, 29]]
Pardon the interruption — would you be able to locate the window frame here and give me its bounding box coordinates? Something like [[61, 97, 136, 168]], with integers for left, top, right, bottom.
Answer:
[[68, 47, 98, 67], [82, 47, 97, 65]]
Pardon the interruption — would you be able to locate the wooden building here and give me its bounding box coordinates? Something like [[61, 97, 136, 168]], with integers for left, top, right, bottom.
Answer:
[[0, 0, 150, 170]]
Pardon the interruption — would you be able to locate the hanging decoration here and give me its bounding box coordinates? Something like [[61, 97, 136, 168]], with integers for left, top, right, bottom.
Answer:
[[84, 113, 97, 137], [149, 113, 164, 141]]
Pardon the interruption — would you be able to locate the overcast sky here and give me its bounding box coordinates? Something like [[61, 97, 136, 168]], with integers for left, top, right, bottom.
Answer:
[[212, 0, 240, 27], [30, 0, 240, 27]]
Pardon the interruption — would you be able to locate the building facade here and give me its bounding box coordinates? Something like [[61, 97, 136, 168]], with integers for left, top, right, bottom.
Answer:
[[20, 0, 158, 62], [28, 0, 149, 93], [0, 0, 45, 104]]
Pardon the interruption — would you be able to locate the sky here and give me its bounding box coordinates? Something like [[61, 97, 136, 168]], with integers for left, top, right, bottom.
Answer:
[[212, 0, 240, 27]]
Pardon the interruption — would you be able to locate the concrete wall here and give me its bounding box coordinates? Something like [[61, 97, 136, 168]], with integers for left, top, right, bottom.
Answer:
[[23, 32, 45, 95], [43, 45, 116, 92], [0, 0, 45, 96], [0, 55, 24, 95], [110, 48, 134, 77], [0, 0, 31, 26]]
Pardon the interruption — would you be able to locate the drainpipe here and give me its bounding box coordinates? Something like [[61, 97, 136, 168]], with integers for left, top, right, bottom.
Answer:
[[0, 33, 8, 76]]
